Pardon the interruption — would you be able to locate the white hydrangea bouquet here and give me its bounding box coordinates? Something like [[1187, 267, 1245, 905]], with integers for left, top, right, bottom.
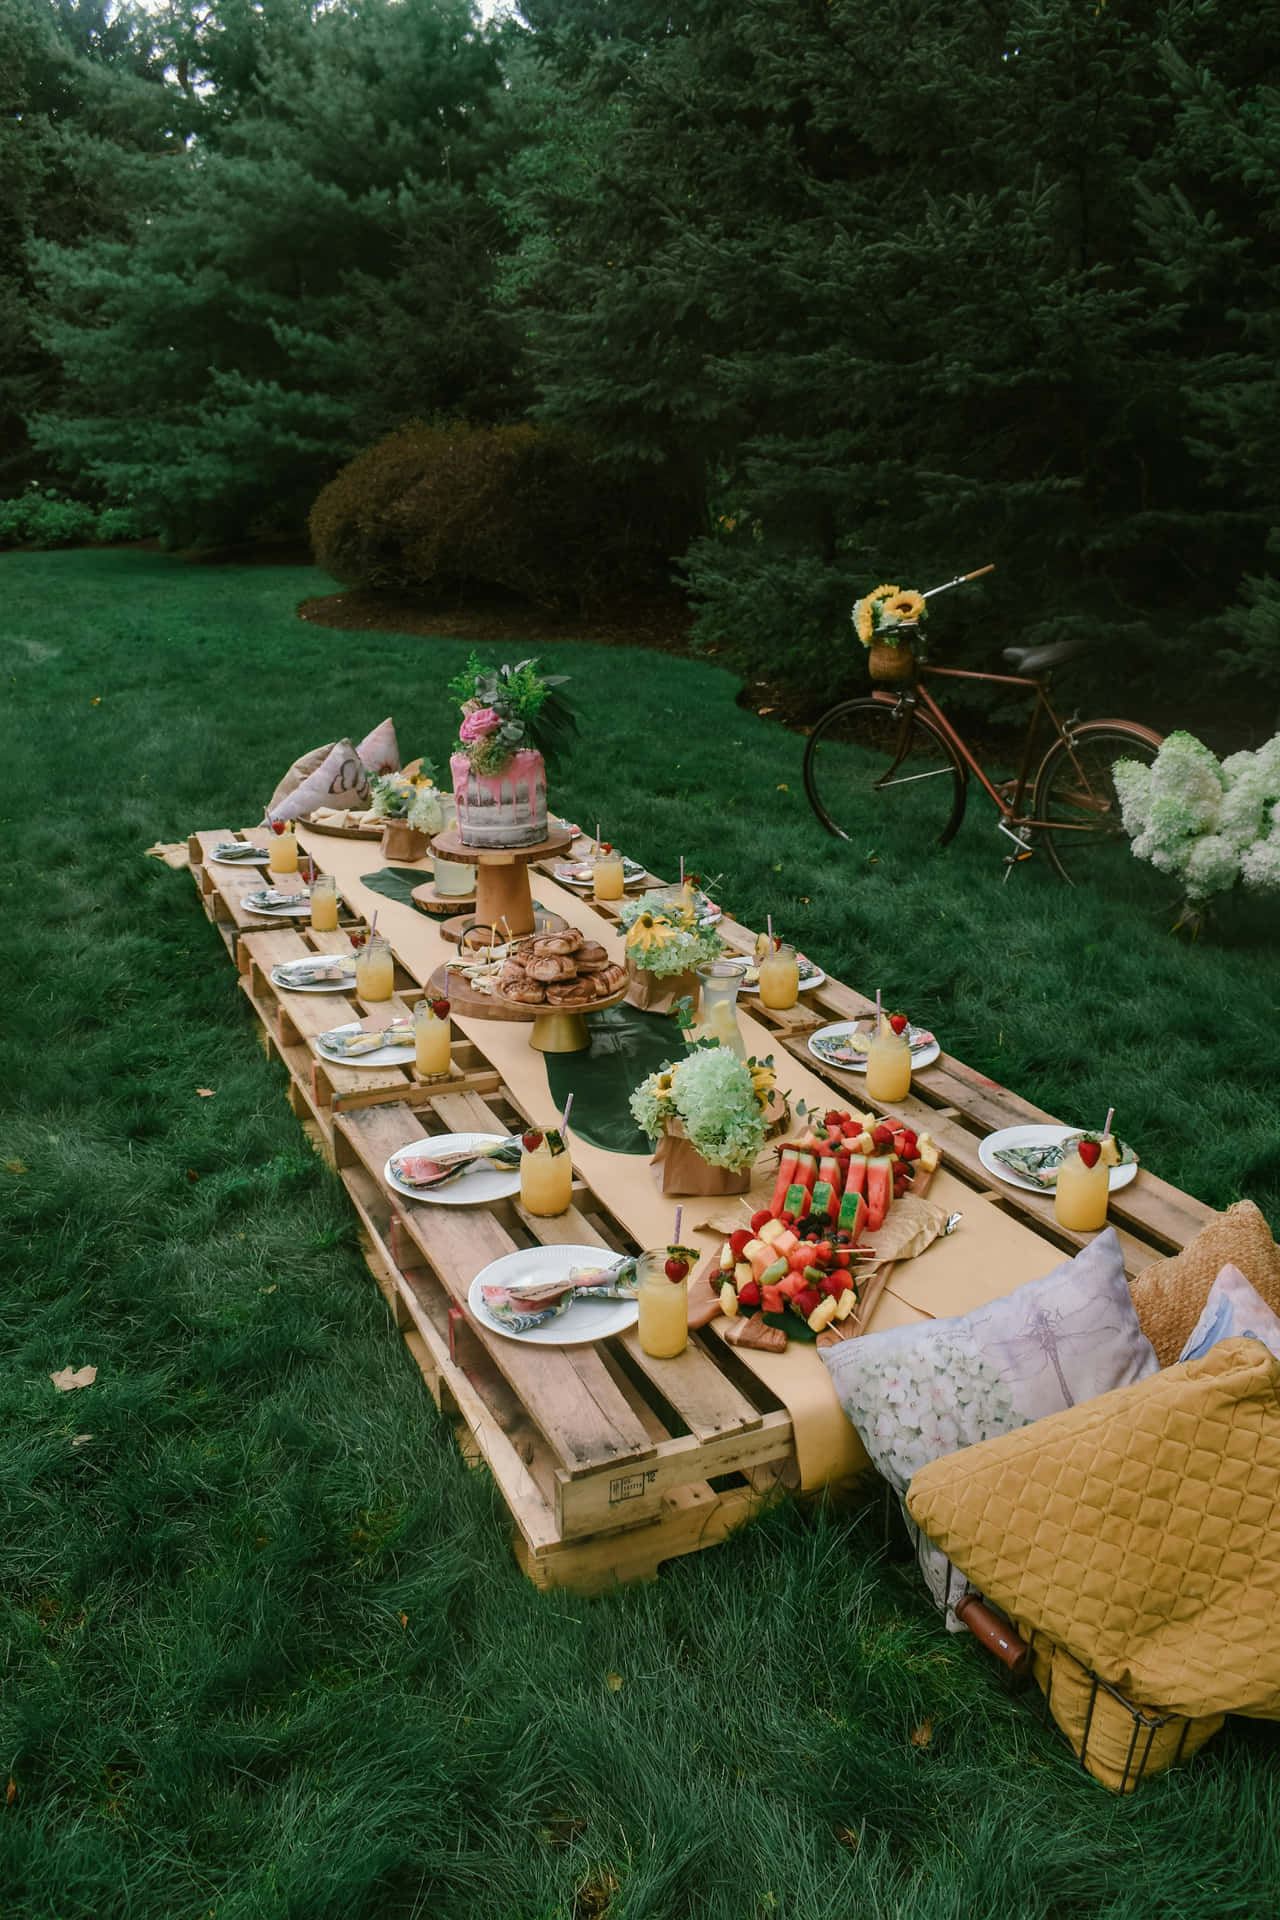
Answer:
[[369, 767, 445, 835], [1113, 730, 1280, 931], [630, 1043, 777, 1193]]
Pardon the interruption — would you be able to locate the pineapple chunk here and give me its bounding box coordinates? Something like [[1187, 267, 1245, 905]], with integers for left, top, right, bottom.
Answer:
[[733, 1260, 754, 1288], [719, 1281, 739, 1318], [758, 1217, 787, 1245], [807, 1295, 838, 1333], [916, 1133, 940, 1173], [719, 1241, 733, 1272], [834, 1287, 857, 1322], [1100, 1133, 1121, 1168]]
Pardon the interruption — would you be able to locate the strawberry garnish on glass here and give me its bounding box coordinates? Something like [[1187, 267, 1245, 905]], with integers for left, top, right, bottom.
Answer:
[[1077, 1139, 1102, 1168], [888, 1012, 909, 1035]]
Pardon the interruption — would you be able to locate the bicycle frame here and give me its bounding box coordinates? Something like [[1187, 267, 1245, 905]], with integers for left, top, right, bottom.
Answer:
[[884, 665, 1100, 836]]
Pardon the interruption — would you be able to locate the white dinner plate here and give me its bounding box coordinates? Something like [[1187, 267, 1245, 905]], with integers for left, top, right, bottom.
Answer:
[[269, 961, 359, 994], [722, 955, 826, 993], [241, 889, 312, 918], [978, 1124, 1138, 1195], [315, 1020, 415, 1068], [468, 1244, 637, 1346], [807, 1020, 940, 1074], [384, 1133, 521, 1207], [210, 845, 271, 868], [552, 856, 649, 891]]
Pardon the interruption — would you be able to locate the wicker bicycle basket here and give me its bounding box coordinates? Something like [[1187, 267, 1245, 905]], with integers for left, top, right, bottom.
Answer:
[[868, 640, 916, 682]]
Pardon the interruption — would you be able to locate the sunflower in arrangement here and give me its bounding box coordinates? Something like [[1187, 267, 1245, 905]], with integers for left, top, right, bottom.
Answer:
[[852, 582, 928, 650]]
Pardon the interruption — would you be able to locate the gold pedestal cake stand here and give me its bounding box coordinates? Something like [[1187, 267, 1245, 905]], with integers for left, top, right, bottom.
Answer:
[[430, 822, 573, 944], [487, 978, 631, 1054]]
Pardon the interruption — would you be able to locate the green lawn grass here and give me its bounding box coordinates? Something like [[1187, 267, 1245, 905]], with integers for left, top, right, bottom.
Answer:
[[2, 549, 1278, 1920]]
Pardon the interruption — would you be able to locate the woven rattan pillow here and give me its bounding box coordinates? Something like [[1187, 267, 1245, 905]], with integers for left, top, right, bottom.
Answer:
[[1130, 1201, 1280, 1367]]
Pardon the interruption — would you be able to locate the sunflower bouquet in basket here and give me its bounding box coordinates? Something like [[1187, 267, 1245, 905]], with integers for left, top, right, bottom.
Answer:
[[853, 584, 927, 680], [852, 565, 994, 682]]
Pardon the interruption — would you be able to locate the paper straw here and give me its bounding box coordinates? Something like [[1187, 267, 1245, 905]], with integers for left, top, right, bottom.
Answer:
[[1102, 1106, 1114, 1139], [559, 1091, 574, 1136], [673, 1205, 683, 1244], [596, 821, 601, 854], [370, 910, 378, 937], [680, 855, 685, 885], [875, 987, 881, 1032], [766, 914, 774, 948]]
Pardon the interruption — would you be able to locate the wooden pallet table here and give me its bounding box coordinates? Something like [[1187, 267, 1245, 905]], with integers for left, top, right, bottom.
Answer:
[[185, 824, 1214, 1592], [334, 1093, 793, 1592]]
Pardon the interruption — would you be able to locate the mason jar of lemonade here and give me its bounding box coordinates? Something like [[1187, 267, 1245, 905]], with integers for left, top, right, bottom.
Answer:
[[635, 1247, 696, 1358], [757, 941, 800, 1011], [864, 1015, 912, 1104], [1054, 1139, 1109, 1231], [354, 933, 394, 1003], [268, 821, 299, 875], [519, 1126, 573, 1217], [413, 995, 452, 1080], [309, 873, 339, 931]]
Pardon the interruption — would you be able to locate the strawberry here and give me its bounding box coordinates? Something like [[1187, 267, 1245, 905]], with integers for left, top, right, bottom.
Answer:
[[665, 1256, 689, 1282], [737, 1278, 762, 1308], [521, 1129, 543, 1153], [792, 1286, 821, 1320], [820, 1275, 845, 1300], [872, 1124, 896, 1148], [431, 997, 451, 1019], [750, 1208, 773, 1233], [889, 1012, 909, 1035], [348, 931, 367, 948], [824, 1111, 846, 1131], [813, 1240, 834, 1267], [270, 820, 287, 835], [834, 1248, 852, 1269], [1077, 1139, 1102, 1169], [729, 1228, 753, 1259]]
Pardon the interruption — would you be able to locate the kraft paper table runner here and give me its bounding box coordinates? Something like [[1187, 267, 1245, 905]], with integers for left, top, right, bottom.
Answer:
[[296, 828, 1068, 1489]]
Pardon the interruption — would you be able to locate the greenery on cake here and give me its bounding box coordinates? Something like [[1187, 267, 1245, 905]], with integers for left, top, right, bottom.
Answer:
[[448, 653, 577, 776]]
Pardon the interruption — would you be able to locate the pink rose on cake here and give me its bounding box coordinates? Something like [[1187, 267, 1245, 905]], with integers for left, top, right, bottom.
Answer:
[[459, 704, 502, 743]]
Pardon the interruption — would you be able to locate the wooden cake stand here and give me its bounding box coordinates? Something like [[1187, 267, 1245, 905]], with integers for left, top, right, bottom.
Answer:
[[488, 978, 630, 1054], [430, 822, 573, 942]]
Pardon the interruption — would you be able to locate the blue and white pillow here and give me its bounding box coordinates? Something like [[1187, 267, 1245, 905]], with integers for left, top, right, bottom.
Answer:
[[1177, 1263, 1280, 1365]]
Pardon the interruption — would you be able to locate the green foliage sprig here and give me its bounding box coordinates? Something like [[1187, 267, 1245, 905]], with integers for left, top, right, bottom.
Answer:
[[629, 1045, 776, 1172], [449, 652, 577, 774]]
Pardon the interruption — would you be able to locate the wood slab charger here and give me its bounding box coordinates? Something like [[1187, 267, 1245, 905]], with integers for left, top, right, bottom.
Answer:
[[298, 813, 384, 840], [425, 960, 536, 1023], [411, 879, 477, 918]]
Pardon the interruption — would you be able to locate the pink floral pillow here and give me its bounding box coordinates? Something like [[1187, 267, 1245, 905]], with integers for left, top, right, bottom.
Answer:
[[356, 716, 400, 773]]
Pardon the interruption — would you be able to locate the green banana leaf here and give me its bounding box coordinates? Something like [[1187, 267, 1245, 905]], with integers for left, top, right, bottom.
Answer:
[[544, 1004, 686, 1155]]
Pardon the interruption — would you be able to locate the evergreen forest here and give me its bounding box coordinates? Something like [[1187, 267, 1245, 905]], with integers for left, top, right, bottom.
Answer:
[[4, 0, 1280, 711]]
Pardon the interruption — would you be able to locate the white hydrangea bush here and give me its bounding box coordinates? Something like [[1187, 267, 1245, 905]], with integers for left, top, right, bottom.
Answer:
[[1114, 729, 1280, 914]]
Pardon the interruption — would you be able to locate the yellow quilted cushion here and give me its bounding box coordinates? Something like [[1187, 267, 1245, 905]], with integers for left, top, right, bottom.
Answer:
[[906, 1339, 1280, 1722], [1020, 1631, 1223, 1794], [1131, 1200, 1280, 1367]]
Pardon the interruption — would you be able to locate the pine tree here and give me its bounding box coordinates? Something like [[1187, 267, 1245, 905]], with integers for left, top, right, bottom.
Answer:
[[0, 0, 183, 493], [32, 0, 525, 543]]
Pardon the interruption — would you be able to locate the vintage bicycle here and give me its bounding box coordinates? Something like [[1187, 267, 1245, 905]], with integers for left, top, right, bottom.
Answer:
[[802, 576, 1162, 887]]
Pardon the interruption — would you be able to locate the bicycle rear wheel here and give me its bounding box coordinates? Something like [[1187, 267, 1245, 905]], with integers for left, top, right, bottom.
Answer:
[[1034, 721, 1163, 893], [803, 695, 967, 846]]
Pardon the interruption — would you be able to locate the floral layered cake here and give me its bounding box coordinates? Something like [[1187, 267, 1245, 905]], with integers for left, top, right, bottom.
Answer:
[[447, 655, 574, 850]]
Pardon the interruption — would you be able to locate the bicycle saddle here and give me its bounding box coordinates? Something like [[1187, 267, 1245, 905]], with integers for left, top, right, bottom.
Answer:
[[1001, 634, 1097, 674]]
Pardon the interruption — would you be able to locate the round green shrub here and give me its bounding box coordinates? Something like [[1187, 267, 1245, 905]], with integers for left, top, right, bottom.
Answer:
[[309, 421, 697, 612]]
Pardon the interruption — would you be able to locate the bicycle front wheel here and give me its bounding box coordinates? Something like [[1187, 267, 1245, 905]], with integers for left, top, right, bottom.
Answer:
[[803, 695, 967, 846], [1034, 721, 1162, 891]]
